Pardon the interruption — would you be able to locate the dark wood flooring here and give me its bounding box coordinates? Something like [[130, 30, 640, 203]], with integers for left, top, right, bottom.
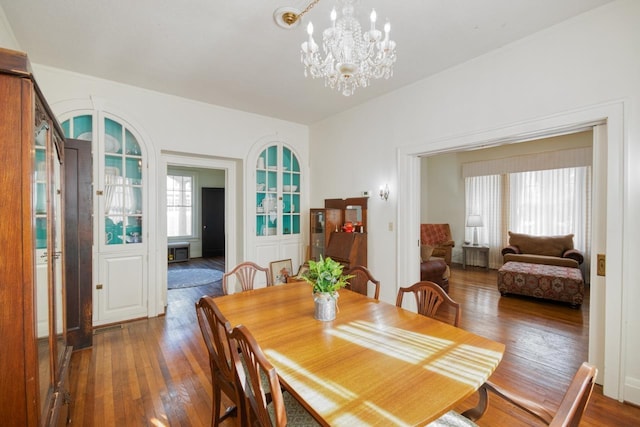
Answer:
[[68, 260, 640, 426]]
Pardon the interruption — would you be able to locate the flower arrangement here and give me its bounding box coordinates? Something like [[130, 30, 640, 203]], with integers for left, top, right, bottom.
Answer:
[[299, 256, 353, 295]]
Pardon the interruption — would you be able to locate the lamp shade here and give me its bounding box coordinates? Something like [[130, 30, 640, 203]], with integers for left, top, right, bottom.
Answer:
[[466, 214, 483, 227]]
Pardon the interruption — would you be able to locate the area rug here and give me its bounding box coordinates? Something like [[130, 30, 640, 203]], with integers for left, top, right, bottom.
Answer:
[[167, 268, 223, 289]]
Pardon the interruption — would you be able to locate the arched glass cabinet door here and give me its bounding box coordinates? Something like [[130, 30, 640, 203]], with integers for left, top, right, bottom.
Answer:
[[61, 114, 144, 247], [255, 143, 301, 237]]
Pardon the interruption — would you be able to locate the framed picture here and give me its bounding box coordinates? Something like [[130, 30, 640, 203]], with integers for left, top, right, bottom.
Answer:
[[270, 259, 293, 285]]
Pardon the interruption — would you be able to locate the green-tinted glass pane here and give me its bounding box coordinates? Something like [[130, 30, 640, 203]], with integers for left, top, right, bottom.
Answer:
[[266, 145, 278, 168], [61, 120, 70, 138], [35, 217, 47, 249], [73, 115, 92, 139], [125, 129, 141, 155], [125, 158, 142, 184], [105, 216, 123, 245], [105, 155, 122, 176], [292, 215, 300, 234], [105, 118, 123, 154]]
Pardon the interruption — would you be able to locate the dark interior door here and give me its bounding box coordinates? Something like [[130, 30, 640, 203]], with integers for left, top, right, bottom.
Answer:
[[64, 138, 93, 349], [202, 187, 225, 257]]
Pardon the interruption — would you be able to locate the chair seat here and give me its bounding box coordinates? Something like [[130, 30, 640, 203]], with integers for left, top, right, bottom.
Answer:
[[267, 392, 320, 426], [426, 410, 477, 427]]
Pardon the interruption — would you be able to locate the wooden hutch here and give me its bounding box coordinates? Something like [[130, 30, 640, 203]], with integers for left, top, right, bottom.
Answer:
[[309, 197, 368, 268], [0, 48, 72, 426]]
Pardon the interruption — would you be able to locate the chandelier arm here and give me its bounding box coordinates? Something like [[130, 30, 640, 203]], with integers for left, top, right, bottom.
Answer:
[[294, 0, 322, 24]]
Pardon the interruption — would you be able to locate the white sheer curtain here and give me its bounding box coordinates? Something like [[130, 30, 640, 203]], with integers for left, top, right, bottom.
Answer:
[[509, 167, 591, 278], [465, 175, 504, 268], [465, 166, 591, 273]]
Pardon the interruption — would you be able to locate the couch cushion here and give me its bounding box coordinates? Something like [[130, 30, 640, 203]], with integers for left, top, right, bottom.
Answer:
[[420, 244, 434, 262], [508, 231, 574, 258], [504, 253, 579, 269]]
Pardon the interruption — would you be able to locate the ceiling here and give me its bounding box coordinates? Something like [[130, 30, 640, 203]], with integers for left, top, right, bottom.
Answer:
[[1, 0, 614, 125]]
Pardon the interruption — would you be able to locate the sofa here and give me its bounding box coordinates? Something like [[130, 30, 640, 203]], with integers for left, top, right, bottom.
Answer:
[[501, 231, 584, 268], [420, 224, 455, 266], [498, 232, 585, 307]]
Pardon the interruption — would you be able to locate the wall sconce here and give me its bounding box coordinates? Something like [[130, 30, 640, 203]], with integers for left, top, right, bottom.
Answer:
[[379, 184, 390, 201]]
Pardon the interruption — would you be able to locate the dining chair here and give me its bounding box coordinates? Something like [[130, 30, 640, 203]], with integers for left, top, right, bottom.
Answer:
[[428, 362, 597, 426], [222, 261, 272, 294], [228, 324, 319, 427], [344, 265, 380, 300], [395, 281, 461, 327], [195, 297, 242, 427]]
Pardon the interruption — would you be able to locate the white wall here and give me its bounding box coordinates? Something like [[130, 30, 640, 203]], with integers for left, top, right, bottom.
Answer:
[[310, 0, 640, 404], [0, 5, 19, 49]]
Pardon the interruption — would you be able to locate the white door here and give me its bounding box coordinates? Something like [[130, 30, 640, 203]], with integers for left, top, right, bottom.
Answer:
[[60, 112, 149, 325]]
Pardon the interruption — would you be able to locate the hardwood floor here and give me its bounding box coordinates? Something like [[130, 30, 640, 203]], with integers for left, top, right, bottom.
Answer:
[[68, 261, 640, 426]]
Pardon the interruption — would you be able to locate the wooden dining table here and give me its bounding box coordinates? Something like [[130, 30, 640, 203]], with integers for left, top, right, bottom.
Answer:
[[212, 282, 505, 426]]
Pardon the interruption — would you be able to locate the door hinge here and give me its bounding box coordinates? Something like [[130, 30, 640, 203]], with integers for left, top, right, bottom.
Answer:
[[96, 190, 103, 195], [96, 283, 103, 290], [597, 254, 606, 276]]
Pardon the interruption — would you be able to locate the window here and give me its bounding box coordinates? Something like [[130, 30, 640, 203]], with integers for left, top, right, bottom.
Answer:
[[465, 166, 591, 270], [167, 174, 193, 237]]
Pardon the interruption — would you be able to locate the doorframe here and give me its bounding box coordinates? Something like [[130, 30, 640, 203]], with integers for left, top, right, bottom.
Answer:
[[158, 152, 238, 309], [397, 100, 626, 400]]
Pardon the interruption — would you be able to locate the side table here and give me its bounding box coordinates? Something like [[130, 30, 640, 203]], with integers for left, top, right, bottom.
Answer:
[[462, 244, 490, 269]]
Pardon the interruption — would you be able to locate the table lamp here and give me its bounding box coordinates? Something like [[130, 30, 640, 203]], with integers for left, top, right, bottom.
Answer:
[[466, 214, 483, 246]]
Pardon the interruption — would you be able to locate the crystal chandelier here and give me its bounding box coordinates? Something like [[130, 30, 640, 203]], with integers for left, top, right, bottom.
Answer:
[[276, 0, 397, 96]]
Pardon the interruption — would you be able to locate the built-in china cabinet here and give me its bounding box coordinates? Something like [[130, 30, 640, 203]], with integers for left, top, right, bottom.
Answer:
[[0, 48, 72, 426], [247, 140, 305, 281]]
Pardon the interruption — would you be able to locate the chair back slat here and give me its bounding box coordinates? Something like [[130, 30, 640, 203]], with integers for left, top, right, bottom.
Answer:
[[396, 281, 461, 327], [345, 265, 380, 300], [223, 261, 271, 294]]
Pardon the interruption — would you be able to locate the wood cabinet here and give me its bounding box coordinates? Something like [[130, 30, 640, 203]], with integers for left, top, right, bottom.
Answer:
[[309, 208, 341, 260], [0, 47, 72, 426], [325, 232, 368, 269], [309, 197, 368, 266]]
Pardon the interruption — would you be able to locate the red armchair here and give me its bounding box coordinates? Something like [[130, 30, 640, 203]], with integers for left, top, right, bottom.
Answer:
[[420, 224, 455, 266]]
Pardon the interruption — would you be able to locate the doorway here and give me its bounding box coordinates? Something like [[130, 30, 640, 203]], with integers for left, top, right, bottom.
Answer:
[[397, 102, 625, 400], [159, 152, 238, 309]]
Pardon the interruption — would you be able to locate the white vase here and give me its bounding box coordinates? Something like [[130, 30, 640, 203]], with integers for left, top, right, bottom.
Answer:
[[314, 292, 338, 321]]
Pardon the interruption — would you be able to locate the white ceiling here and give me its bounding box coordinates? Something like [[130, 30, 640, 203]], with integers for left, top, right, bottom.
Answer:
[[1, 0, 614, 125]]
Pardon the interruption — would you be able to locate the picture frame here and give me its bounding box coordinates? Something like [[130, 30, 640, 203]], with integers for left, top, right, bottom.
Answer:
[[270, 259, 293, 285]]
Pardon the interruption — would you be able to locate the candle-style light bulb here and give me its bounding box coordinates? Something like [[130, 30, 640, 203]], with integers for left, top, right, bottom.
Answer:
[[330, 7, 336, 27], [307, 21, 314, 36], [383, 21, 390, 44], [370, 9, 377, 31]]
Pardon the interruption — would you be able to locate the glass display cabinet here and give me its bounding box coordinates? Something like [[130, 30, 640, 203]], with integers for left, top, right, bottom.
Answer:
[[0, 47, 71, 426], [310, 208, 342, 261], [255, 144, 301, 237]]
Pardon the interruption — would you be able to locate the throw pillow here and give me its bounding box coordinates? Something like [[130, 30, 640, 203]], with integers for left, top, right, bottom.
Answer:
[[420, 244, 434, 263]]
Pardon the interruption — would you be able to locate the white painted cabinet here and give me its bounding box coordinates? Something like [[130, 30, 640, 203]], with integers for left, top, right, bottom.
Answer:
[[247, 141, 305, 282], [61, 113, 148, 325]]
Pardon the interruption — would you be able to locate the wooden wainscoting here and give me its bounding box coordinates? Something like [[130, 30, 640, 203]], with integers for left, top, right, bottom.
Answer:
[[67, 262, 640, 426]]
